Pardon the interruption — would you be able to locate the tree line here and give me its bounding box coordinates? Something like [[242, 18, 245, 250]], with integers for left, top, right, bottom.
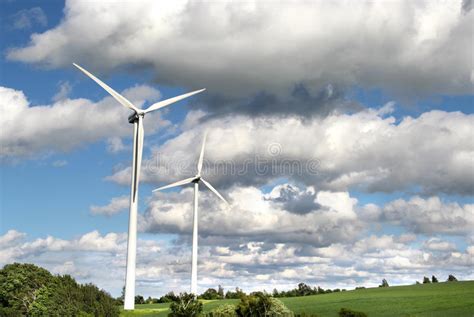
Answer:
[[133, 274, 461, 304]]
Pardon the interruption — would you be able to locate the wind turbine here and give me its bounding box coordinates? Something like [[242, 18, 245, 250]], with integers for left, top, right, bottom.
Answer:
[[152, 133, 228, 295], [73, 63, 205, 310]]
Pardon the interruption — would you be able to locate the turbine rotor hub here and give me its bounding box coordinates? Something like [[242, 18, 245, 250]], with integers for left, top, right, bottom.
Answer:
[[128, 112, 144, 124]]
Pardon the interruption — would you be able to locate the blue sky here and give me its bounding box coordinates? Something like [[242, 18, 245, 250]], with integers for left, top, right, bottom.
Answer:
[[0, 0, 473, 297]]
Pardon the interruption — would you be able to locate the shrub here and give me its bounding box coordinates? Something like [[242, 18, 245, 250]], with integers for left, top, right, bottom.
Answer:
[[206, 304, 237, 317], [338, 308, 368, 317], [236, 292, 294, 316], [168, 293, 203, 317]]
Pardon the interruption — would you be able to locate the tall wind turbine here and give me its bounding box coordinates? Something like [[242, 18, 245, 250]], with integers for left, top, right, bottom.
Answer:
[[73, 63, 205, 310], [152, 133, 228, 294]]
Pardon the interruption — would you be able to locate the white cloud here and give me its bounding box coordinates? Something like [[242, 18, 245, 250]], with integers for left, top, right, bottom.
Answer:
[[90, 195, 129, 216], [52, 81, 72, 102], [142, 186, 362, 247], [0, 85, 169, 159], [7, 1, 472, 100], [423, 238, 457, 252], [381, 196, 474, 235], [106, 137, 127, 153], [110, 108, 474, 196]]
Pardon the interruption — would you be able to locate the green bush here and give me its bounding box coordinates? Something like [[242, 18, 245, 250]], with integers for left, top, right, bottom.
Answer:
[[0, 263, 118, 317], [236, 292, 294, 316], [206, 304, 238, 317], [338, 307, 368, 317], [168, 293, 203, 317]]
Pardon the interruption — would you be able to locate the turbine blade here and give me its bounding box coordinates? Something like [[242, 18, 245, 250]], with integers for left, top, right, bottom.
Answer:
[[143, 89, 206, 114], [201, 178, 229, 205], [197, 132, 207, 175], [152, 177, 196, 192], [73, 63, 140, 113]]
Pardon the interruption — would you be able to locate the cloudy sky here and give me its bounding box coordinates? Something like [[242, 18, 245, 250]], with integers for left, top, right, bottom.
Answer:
[[0, 0, 473, 297]]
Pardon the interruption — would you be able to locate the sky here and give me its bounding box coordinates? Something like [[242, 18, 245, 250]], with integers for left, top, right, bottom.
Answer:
[[0, 0, 473, 298]]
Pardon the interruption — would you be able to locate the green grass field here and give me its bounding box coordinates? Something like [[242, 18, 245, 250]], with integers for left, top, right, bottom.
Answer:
[[120, 281, 474, 316]]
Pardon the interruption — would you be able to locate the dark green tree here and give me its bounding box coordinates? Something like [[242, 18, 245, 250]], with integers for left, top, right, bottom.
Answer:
[[379, 279, 389, 287], [135, 295, 145, 304], [431, 275, 438, 283], [423, 276, 431, 284], [168, 293, 202, 317], [447, 274, 458, 282], [199, 288, 220, 300]]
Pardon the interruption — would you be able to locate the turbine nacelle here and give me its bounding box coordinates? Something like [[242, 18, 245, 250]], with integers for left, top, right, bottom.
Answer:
[[128, 112, 144, 124]]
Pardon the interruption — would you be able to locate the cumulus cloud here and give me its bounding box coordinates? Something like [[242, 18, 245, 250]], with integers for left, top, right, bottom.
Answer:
[[142, 186, 362, 247], [265, 184, 322, 215], [0, 230, 162, 295], [90, 195, 129, 216], [0, 85, 169, 159], [381, 196, 474, 235], [109, 108, 474, 196], [106, 137, 127, 153], [52, 81, 72, 102], [7, 0, 472, 107]]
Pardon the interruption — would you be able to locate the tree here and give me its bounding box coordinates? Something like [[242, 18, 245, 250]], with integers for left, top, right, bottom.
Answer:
[[236, 293, 293, 316], [135, 295, 145, 304], [199, 288, 220, 300], [423, 276, 431, 284], [225, 288, 245, 299], [297, 283, 313, 296], [447, 274, 458, 282], [379, 279, 389, 287], [159, 291, 178, 303], [0, 263, 119, 317], [431, 275, 438, 283], [168, 293, 202, 317], [218, 285, 224, 299]]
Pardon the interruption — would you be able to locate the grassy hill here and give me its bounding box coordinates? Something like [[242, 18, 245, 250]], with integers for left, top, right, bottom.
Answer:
[[121, 281, 474, 316]]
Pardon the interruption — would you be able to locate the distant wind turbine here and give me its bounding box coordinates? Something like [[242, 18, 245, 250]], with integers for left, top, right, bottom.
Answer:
[[152, 133, 229, 295], [73, 63, 205, 310]]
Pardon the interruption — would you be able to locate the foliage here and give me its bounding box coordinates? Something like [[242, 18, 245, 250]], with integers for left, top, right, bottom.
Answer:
[[236, 292, 294, 316], [225, 288, 246, 299], [431, 276, 438, 283], [379, 279, 389, 287], [168, 292, 202, 317], [447, 274, 458, 282], [338, 308, 368, 317], [206, 304, 238, 317], [423, 276, 431, 284], [218, 285, 225, 299], [0, 263, 119, 317], [135, 295, 145, 304], [199, 288, 221, 300], [158, 291, 179, 303]]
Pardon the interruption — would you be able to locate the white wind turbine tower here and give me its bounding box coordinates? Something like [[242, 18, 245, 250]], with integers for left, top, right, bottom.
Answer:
[[73, 63, 205, 310], [152, 133, 229, 295]]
